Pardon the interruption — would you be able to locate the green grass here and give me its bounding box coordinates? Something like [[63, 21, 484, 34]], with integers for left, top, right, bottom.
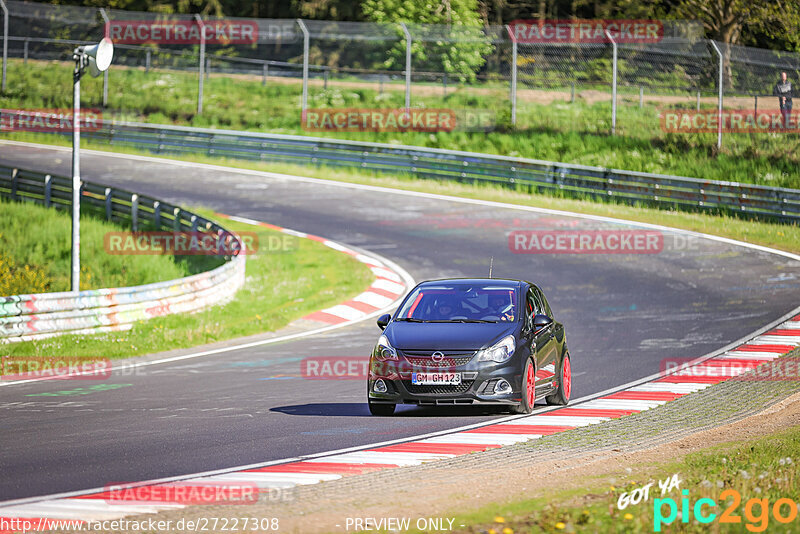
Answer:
[[443, 420, 800, 533], [2, 208, 374, 360], [0, 197, 188, 294], [4, 58, 800, 189]]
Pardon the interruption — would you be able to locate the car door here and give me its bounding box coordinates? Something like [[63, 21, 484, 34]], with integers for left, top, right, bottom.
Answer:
[[531, 287, 558, 392]]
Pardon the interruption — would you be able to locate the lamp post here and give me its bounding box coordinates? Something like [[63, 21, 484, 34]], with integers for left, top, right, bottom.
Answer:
[[71, 37, 113, 292]]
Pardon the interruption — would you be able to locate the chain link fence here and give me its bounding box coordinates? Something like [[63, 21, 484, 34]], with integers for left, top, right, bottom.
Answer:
[[3, 1, 800, 147]]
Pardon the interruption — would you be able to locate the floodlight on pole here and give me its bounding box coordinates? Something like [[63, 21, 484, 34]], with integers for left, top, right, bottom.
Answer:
[[71, 37, 113, 293]]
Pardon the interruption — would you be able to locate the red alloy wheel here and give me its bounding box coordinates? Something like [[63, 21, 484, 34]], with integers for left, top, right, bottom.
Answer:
[[526, 361, 536, 407]]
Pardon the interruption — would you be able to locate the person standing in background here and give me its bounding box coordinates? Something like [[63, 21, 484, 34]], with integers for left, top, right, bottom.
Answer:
[[773, 71, 793, 128]]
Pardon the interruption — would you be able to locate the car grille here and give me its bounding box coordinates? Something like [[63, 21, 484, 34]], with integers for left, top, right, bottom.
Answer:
[[403, 380, 474, 395], [401, 350, 475, 368]]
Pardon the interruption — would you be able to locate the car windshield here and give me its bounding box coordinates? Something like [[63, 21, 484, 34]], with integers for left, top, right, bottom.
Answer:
[[396, 283, 518, 323]]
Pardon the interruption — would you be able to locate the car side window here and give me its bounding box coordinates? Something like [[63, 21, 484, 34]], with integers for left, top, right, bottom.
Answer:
[[533, 288, 550, 317], [525, 289, 536, 331], [531, 289, 545, 315]]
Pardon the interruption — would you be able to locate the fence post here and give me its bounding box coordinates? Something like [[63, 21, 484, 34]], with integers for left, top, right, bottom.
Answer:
[[639, 86, 643, 108], [443, 70, 447, 96], [571, 82, 575, 103], [131, 193, 139, 232], [23, 38, 28, 64], [323, 67, 328, 89], [400, 22, 411, 110], [709, 40, 723, 150], [297, 19, 309, 115], [696, 90, 700, 111], [0, 0, 8, 93], [262, 62, 268, 86], [105, 187, 112, 220], [206, 57, 210, 80], [754, 95, 758, 117], [44, 174, 52, 207], [145, 49, 151, 72], [99, 8, 110, 107], [506, 24, 517, 126], [153, 200, 161, 228], [605, 30, 617, 135], [195, 14, 205, 115]]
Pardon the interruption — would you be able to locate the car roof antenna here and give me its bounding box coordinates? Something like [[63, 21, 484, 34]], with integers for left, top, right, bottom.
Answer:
[[488, 256, 493, 278]]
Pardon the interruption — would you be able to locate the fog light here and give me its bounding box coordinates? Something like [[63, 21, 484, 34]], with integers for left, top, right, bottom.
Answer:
[[374, 379, 388, 394], [495, 378, 512, 395]]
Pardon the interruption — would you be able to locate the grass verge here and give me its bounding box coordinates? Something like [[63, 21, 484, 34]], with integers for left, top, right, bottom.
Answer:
[[0, 197, 188, 294], [2, 207, 374, 361], [4, 58, 800, 188], [442, 423, 800, 533]]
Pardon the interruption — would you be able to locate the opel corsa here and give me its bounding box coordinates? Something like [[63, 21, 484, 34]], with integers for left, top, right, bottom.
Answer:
[[367, 278, 571, 415]]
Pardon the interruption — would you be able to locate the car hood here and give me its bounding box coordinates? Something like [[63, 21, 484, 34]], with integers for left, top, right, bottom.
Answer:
[[386, 321, 516, 351]]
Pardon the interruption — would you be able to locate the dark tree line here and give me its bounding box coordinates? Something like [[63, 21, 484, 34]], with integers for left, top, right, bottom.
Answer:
[[49, 0, 800, 51]]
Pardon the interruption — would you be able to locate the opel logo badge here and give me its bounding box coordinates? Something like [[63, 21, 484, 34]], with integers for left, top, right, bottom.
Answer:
[[431, 351, 444, 362]]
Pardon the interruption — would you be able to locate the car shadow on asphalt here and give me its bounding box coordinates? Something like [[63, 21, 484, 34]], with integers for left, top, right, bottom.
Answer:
[[270, 403, 509, 417]]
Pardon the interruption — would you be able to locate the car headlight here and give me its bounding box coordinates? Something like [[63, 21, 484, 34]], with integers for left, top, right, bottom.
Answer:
[[373, 334, 398, 361], [476, 335, 516, 363]]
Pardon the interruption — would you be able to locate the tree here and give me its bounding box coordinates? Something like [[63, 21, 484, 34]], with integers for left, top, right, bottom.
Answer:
[[362, 0, 493, 82]]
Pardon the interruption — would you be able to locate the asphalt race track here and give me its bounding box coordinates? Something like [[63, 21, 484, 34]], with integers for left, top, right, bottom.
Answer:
[[1, 143, 799, 501]]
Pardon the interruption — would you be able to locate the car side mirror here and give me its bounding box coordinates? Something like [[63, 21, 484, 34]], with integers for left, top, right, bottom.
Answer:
[[377, 313, 391, 330], [533, 314, 553, 332]]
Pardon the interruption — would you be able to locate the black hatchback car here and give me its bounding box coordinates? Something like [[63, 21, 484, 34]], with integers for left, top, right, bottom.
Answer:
[[367, 278, 571, 415]]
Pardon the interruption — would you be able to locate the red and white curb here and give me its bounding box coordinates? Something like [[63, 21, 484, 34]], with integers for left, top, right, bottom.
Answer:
[[2, 312, 798, 528], [216, 214, 406, 325]]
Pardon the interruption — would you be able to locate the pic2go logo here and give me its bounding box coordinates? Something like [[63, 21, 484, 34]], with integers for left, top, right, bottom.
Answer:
[[654, 489, 799, 532]]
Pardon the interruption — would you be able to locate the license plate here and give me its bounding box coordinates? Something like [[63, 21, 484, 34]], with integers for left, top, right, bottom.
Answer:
[[412, 372, 461, 385]]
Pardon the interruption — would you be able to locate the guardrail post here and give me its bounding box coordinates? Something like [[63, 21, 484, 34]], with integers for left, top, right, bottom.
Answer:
[[44, 174, 52, 207], [400, 22, 411, 110], [99, 8, 110, 108], [173, 207, 181, 231], [10, 167, 17, 199], [23, 38, 28, 64], [262, 62, 268, 86], [153, 200, 161, 229], [130, 193, 139, 232], [506, 24, 517, 126], [195, 14, 205, 115], [105, 187, 112, 220], [1, 0, 8, 92], [145, 49, 151, 73], [297, 19, 309, 115], [709, 40, 723, 150], [605, 30, 617, 135], [696, 90, 700, 110], [206, 57, 210, 80]]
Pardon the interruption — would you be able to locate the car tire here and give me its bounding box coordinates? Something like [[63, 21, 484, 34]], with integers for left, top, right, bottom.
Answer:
[[368, 401, 396, 416], [546, 352, 572, 406], [512, 357, 536, 414]]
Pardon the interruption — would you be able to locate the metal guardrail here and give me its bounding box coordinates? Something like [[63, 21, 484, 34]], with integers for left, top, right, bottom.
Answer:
[[0, 164, 246, 343], [73, 120, 800, 223]]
